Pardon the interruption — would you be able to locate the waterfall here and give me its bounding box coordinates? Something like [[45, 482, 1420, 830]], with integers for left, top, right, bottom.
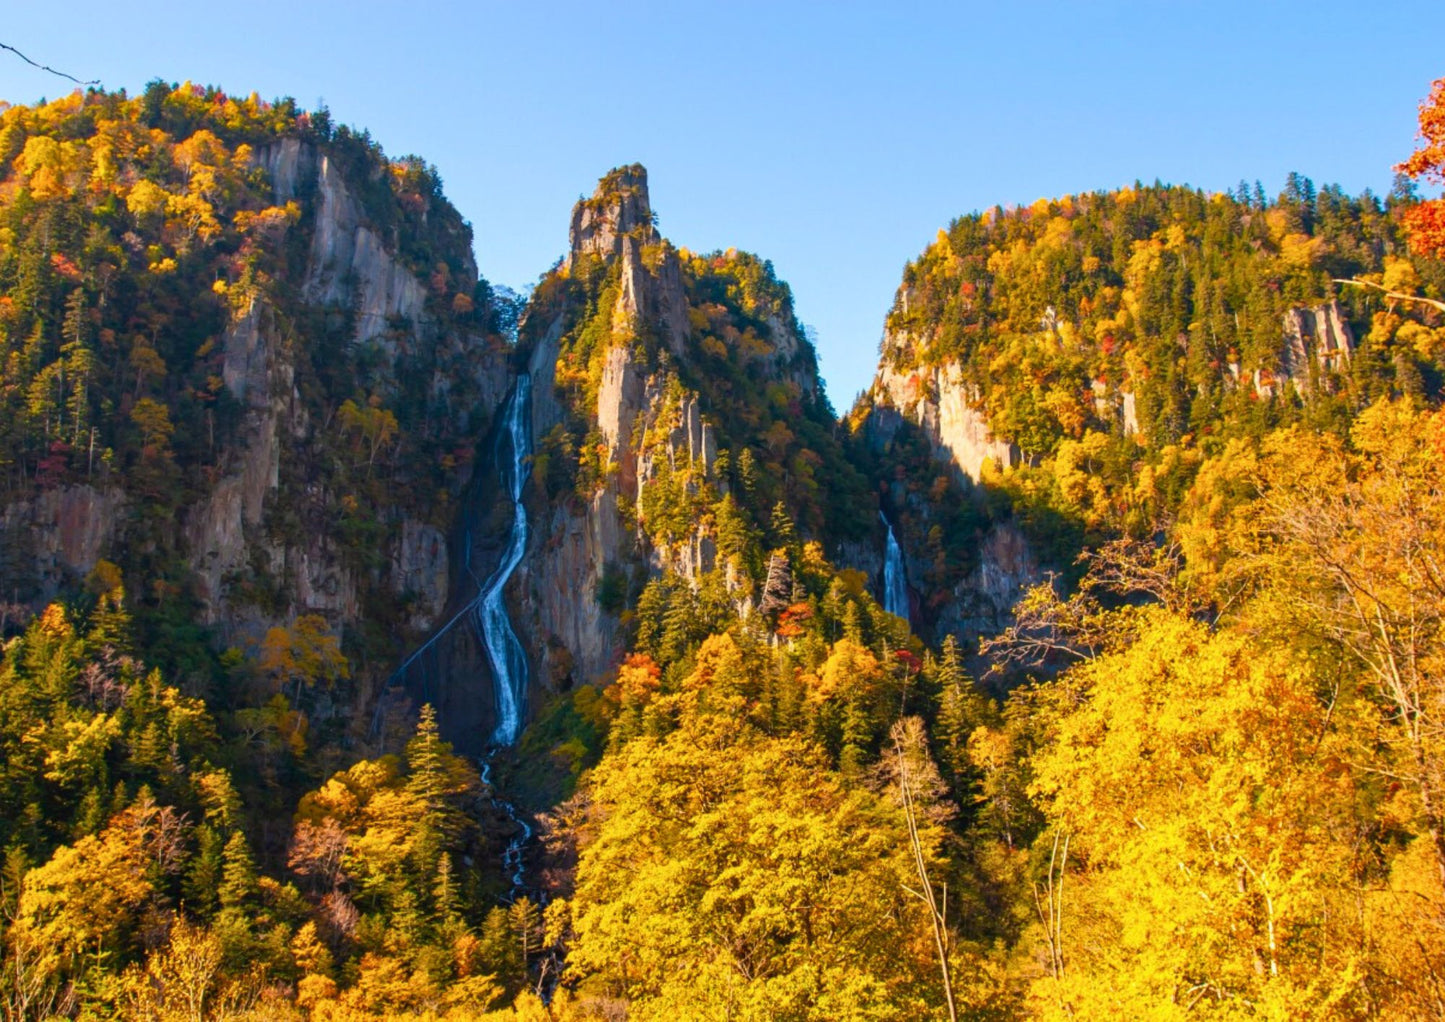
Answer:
[[475, 375, 534, 901], [881, 511, 909, 620], [384, 374, 536, 902], [476, 373, 532, 746], [386, 374, 534, 746]]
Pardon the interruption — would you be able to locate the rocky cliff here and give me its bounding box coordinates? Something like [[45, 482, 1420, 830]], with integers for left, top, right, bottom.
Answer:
[[855, 297, 1040, 652], [514, 166, 869, 700], [1, 131, 511, 673]]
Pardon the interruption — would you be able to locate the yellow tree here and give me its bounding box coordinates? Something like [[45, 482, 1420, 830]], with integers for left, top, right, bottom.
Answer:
[[1026, 609, 1371, 1018], [563, 700, 941, 1020], [1239, 403, 1445, 890], [258, 614, 350, 704], [337, 396, 400, 472]]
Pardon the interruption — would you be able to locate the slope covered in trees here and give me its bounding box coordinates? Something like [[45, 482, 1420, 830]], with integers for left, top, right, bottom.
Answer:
[[857, 152, 1445, 640], [3, 73, 1445, 1021]]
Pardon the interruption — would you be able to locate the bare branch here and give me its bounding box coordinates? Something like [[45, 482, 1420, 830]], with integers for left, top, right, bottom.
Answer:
[[1333, 277, 1445, 314]]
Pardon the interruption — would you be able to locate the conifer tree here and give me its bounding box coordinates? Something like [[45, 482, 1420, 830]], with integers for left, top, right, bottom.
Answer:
[[432, 851, 459, 923], [405, 704, 449, 812], [769, 501, 797, 550], [184, 824, 224, 917], [933, 635, 988, 803], [217, 831, 257, 910]]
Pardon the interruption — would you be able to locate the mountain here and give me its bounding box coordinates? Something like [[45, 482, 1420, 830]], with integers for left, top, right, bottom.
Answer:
[[0, 84, 515, 720], [851, 178, 1444, 650], [4, 79, 1445, 1020]]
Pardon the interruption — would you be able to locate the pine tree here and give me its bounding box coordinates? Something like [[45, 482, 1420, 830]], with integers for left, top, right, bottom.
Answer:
[[73, 787, 105, 838], [934, 635, 990, 810], [839, 696, 873, 775], [659, 583, 696, 665], [769, 501, 797, 550], [508, 896, 543, 965], [433, 851, 459, 923], [479, 905, 523, 991], [635, 576, 670, 660], [406, 704, 449, 811], [736, 446, 758, 504], [842, 600, 863, 645], [290, 920, 334, 978], [218, 831, 257, 909], [714, 492, 753, 562], [184, 824, 224, 917]]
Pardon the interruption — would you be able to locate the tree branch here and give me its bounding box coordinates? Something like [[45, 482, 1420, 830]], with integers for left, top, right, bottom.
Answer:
[[1333, 277, 1445, 313]]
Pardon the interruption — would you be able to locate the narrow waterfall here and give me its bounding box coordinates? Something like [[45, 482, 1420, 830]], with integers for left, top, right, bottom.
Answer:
[[881, 511, 909, 620], [475, 374, 534, 898], [387, 373, 534, 744], [477, 373, 533, 746], [385, 374, 535, 899]]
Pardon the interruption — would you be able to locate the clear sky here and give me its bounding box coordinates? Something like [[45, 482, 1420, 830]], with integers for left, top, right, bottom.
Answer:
[[2, 2, 1440, 408]]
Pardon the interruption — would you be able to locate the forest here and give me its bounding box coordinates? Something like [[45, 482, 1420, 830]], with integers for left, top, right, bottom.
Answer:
[[0, 72, 1444, 1020]]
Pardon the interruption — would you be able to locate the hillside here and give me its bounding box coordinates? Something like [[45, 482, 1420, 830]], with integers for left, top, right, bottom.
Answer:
[[853, 176, 1445, 649], [2, 75, 1445, 1020]]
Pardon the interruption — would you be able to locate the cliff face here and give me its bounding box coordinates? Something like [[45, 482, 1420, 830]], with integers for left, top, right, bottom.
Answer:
[[870, 345, 1020, 486], [1, 136, 510, 658], [516, 166, 854, 698], [856, 301, 1040, 651], [186, 139, 510, 646]]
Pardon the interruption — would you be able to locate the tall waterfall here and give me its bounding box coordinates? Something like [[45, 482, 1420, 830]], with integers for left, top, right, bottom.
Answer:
[[383, 374, 536, 901], [881, 511, 909, 621], [477, 373, 533, 746], [386, 374, 534, 746]]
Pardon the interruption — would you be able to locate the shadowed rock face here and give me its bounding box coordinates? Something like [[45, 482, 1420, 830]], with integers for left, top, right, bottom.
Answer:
[[852, 291, 1041, 656], [0, 486, 123, 603]]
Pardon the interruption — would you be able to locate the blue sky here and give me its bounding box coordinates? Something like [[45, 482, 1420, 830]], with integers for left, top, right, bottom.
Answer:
[[2, 2, 1440, 407]]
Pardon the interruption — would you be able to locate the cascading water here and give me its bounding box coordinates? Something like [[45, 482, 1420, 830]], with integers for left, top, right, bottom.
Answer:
[[881, 511, 909, 621], [477, 373, 532, 747], [475, 374, 534, 898], [386, 374, 536, 899]]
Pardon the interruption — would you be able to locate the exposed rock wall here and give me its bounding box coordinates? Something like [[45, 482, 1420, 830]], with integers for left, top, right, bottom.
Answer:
[[521, 168, 743, 694], [4, 139, 507, 661], [567, 164, 651, 266], [304, 153, 428, 351], [858, 310, 1037, 650], [1254, 300, 1355, 398], [0, 485, 123, 602], [871, 347, 1019, 485]]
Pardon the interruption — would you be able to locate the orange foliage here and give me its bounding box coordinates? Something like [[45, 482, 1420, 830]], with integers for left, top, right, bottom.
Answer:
[[1397, 76, 1445, 258], [1400, 202, 1445, 261], [612, 652, 661, 707], [775, 601, 813, 639]]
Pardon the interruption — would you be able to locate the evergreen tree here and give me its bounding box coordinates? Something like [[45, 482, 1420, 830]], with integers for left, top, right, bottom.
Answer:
[[184, 823, 224, 917], [432, 851, 459, 923], [933, 635, 989, 805], [218, 831, 258, 910]]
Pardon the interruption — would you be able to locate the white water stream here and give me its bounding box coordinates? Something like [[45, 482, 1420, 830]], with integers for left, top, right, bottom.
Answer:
[[477, 373, 532, 747], [386, 374, 536, 900], [881, 511, 909, 621]]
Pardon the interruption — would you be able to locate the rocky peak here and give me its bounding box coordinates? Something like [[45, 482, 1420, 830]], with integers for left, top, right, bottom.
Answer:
[[568, 164, 656, 265]]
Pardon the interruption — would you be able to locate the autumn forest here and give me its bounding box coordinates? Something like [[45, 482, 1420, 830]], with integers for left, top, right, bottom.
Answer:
[[1, 67, 1444, 1021]]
